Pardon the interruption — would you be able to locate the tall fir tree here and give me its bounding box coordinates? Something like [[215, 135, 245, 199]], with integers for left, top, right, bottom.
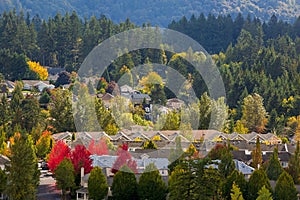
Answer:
[[274, 171, 297, 200], [6, 135, 40, 200]]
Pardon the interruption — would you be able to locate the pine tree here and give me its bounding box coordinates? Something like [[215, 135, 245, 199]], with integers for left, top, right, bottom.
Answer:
[[88, 166, 108, 200], [252, 137, 262, 169], [274, 171, 297, 200], [247, 169, 272, 200], [6, 135, 40, 200], [138, 163, 167, 200], [111, 165, 138, 200], [222, 170, 247, 200], [287, 141, 300, 184], [230, 182, 244, 200], [256, 185, 273, 200], [266, 147, 283, 180]]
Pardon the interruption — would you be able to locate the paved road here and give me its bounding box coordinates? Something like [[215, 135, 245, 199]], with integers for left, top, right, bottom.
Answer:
[[37, 169, 61, 200]]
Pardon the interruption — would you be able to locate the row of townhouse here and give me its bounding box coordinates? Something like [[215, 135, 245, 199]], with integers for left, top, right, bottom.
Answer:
[[52, 129, 283, 150]]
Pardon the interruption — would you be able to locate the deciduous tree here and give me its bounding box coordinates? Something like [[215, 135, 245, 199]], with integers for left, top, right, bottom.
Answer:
[[88, 138, 109, 155], [47, 140, 70, 172], [70, 144, 93, 185], [55, 158, 75, 200], [111, 144, 137, 174], [241, 93, 268, 133]]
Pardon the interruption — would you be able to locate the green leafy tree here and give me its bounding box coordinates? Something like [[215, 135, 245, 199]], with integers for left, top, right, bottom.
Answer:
[[266, 147, 283, 180], [49, 88, 75, 132], [162, 110, 180, 130], [287, 141, 300, 184], [111, 165, 138, 200], [230, 182, 244, 200], [241, 93, 268, 133], [138, 163, 167, 200], [274, 171, 297, 200], [88, 166, 108, 200], [6, 135, 40, 200], [143, 140, 157, 149], [256, 185, 273, 200], [198, 92, 212, 129], [55, 158, 75, 200], [20, 96, 41, 132], [247, 169, 272, 200]]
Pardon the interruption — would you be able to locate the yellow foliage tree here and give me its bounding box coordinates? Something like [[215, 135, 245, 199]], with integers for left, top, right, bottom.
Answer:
[[27, 61, 48, 80]]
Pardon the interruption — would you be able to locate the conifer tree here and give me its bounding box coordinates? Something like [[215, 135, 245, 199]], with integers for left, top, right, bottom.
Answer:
[[6, 135, 40, 200], [111, 165, 138, 200], [88, 166, 108, 200], [138, 163, 167, 200], [230, 182, 244, 200], [287, 141, 300, 184], [247, 169, 272, 200], [256, 186, 273, 200], [266, 147, 283, 180], [274, 171, 297, 200]]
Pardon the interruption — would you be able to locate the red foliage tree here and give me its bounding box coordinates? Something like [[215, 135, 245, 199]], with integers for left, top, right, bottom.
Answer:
[[88, 138, 109, 155], [47, 140, 71, 172], [71, 144, 93, 175], [111, 144, 137, 174]]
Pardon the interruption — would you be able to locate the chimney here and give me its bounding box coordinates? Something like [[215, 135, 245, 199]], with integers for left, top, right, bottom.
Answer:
[[80, 167, 84, 187]]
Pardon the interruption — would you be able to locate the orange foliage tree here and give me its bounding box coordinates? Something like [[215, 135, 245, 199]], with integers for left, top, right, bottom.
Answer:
[[27, 61, 48, 80]]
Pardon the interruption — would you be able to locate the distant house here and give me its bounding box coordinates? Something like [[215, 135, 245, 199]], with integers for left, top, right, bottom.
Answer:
[[207, 159, 254, 179], [120, 84, 134, 95], [166, 98, 184, 110], [0, 80, 15, 93], [0, 154, 9, 170], [52, 131, 73, 145], [90, 155, 169, 182], [97, 93, 114, 108], [130, 91, 151, 105], [22, 80, 54, 92]]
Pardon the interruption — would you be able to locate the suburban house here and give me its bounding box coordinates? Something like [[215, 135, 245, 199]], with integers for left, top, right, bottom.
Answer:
[[75, 154, 169, 200], [0, 80, 15, 93], [166, 98, 184, 110], [0, 155, 9, 200], [207, 159, 255, 179], [22, 80, 54, 92], [0, 154, 9, 171]]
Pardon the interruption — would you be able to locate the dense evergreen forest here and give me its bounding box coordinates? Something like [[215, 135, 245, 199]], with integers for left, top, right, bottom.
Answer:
[[1, 0, 300, 26], [1, 10, 300, 136]]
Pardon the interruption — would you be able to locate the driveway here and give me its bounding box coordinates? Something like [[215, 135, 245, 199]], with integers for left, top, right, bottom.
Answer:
[[37, 169, 61, 200]]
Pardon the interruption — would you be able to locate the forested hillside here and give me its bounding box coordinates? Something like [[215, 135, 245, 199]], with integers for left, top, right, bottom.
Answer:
[[1, 10, 300, 136], [1, 0, 300, 26]]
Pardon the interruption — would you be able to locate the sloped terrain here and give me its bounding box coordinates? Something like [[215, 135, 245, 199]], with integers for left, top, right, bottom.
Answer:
[[1, 0, 300, 26]]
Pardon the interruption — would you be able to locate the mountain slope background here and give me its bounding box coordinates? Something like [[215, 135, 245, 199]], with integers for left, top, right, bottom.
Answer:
[[1, 0, 300, 26]]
